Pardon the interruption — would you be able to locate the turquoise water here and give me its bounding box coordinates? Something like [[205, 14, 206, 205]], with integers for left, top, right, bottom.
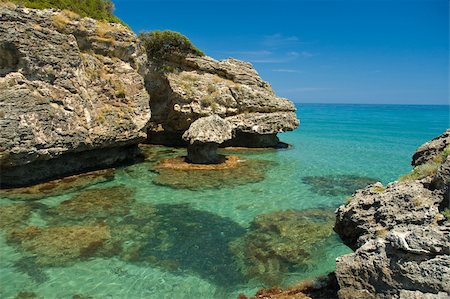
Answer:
[[0, 103, 448, 299]]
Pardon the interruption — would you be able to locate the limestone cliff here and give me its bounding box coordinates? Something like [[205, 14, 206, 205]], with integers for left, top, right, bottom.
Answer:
[[144, 50, 299, 147], [0, 6, 150, 187], [334, 130, 450, 299]]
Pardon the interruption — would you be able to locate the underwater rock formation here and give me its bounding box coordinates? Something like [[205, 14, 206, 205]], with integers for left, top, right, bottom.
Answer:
[[0, 169, 115, 201], [144, 50, 299, 147], [334, 129, 450, 299], [0, 6, 150, 187], [153, 158, 273, 189], [46, 185, 135, 224], [302, 175, 378, 197], [7, 224, 111, 266], [231, 209, 335, 285], [0, 204, 32, 231], [240, 274, 339, 299], [182, 115, 233, 164]]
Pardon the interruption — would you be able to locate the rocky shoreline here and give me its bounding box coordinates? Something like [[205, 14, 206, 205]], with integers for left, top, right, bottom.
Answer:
[[0, 5, 299, 187], [334, 129, 450, 299], [1, 4, 449, 299]]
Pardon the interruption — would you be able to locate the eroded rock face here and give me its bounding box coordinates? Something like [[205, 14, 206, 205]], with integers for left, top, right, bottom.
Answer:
[[182, 115, 233, 164], [145, 55, 299, 147], [0, 7, 150, 187], [334, 129, 450, 299], [412, 129, 450, 166]]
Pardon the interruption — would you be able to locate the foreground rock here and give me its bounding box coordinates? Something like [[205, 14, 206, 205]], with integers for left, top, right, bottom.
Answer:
[[145, 52, 299, 147], [334, 129, 450, 299], [182, 114, 233, 164], [0, 6, 150, 187]]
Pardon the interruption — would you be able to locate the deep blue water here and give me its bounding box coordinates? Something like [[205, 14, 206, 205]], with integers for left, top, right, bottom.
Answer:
[[0, 103, 448, 299]]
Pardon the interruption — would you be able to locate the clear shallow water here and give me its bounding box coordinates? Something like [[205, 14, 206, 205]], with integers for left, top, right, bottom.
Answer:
[[0, 103, 448, 299]]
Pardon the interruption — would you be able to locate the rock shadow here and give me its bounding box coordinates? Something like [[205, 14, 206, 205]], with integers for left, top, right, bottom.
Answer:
[[134, 204, 247, 288]]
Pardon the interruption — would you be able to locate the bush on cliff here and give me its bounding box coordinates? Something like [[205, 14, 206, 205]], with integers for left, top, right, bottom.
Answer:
[[139, 30, 204, 61], [6, 0, 122, 23]]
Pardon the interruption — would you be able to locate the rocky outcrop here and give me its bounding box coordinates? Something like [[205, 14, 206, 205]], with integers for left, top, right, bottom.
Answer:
[[412, 129, 450, 166], [334, 130, 450, 299], [0, 6, 150, 187], [145, 54, 299, 147], [182, 115, 232, 164]]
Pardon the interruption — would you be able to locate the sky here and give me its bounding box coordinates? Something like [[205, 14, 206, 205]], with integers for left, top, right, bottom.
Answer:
[[114, 0, 449, 105]]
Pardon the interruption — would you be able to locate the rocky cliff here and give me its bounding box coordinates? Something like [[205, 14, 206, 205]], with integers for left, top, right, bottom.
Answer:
[[0, 5, 150, 187], [334, 130, 450, 299], [0, 5, 299, 187], [144, 46, 299, 147]]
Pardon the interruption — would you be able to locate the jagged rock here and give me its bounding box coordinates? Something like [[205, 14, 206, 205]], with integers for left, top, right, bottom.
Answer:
[[335, 181, 441, 249], [145, 55, 299, 147], [0, 7, 150, 187], [432, 156, 450, 208], [334, 130, 450, 299], [336, 226, 450, 299], [412, 129, 450, 166], [182, 115, 232, 164]]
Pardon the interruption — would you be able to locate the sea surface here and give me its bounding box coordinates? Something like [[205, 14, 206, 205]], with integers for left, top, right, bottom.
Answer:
[[0, 103, 448, 299]]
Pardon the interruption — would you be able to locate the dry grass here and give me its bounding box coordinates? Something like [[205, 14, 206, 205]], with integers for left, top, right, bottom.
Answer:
[[51, 10, 79, 30]]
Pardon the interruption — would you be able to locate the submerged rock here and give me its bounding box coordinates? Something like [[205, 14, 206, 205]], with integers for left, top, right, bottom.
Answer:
[[0, 7, 150, 187], [7, 224, 111, 266], [153, 158, 273, 189], [182, 115, 233, 164], [145, 52, 299, 147], [230, 209, 335, 285], [0, 204, 32, 231], [334, 129, 450, 299], [46, 185, 135, 224], [0, 169, 115, 201], [302, 175, 379, 197]]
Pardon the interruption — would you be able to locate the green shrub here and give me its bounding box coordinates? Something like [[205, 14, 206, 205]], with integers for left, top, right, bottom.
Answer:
[[442, 208, 450, 219], [139, 30, 204, 61], [7, 0, 123, 23], [399, 161, 440, 182]]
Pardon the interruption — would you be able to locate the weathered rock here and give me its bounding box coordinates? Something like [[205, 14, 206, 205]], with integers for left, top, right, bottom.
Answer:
[[145, 54, 299, 147], [336, 226, 450, 299], [335, 181, 441, 249], [432, 156, 450, 209], [182, 115, 233, 164], [334, 130, 450, 299], [0, 7, 150, 187], [412, 129, 450, 166]]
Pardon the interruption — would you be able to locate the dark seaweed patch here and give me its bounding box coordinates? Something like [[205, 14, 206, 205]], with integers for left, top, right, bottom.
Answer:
[[302, 175, 378, 196]]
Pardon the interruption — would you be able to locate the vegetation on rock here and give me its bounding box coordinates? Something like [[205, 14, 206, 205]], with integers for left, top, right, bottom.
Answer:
[[6, 0, 122, 23], [400, 145, 450, 182], [139, 30, 204, 60]]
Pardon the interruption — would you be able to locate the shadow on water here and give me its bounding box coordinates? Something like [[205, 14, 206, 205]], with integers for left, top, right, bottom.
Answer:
[[301, 174, 379, 196], [135, 204, 247, 288]]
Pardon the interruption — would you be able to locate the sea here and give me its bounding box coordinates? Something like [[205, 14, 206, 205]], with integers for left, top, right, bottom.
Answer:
[[0, 103, 448, 299]]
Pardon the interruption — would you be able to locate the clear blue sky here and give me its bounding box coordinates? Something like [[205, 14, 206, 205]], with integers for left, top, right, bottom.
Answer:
[[114, 0, 449, 105]]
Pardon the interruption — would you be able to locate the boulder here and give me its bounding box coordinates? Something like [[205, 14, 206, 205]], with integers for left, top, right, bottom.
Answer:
[[182, 115, 233, 164], [145, 54, 299, 147], [334, 129, 450, 298], [0, 7, 150, 187]]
